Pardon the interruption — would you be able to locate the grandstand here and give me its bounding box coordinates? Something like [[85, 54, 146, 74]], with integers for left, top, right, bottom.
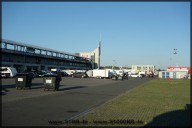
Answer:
[[1, 39, 93, 72]]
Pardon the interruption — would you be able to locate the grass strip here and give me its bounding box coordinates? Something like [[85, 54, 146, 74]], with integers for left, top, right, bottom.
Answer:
[[67, 79, 190, 127]]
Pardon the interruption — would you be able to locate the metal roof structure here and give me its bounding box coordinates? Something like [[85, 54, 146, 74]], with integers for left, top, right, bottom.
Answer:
[[1, 39, 80, 57]]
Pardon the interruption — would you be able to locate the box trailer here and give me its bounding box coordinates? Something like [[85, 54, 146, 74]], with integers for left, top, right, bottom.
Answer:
[[92, 69, 111, 79]]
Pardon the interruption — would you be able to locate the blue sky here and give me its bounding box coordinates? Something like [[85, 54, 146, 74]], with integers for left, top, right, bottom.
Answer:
[[2, 2, 190, 69]]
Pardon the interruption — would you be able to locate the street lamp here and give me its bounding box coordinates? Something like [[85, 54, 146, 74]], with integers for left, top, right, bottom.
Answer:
[[170, 57, 172, 66], [113, 60, 118, 70], [173, 49, 177, 54], [173, 49, 177, 66], [112, 60, 115, 70]]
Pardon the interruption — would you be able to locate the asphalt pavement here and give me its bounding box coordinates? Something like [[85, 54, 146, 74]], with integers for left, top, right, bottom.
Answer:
[[2, 77, 152, 126]]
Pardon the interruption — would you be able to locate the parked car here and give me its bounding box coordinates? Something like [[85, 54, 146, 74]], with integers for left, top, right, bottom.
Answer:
[[51, 71, 68, 77], [140, 74, 145, 77], [130, 74, 142, 78], [45, 71, 56, 76], [60, 71, 68, 77], [71, 72, 88, 78], [111, 74, 118, 80], [22, 70, 36, 78], [36, 70, 47, 77]]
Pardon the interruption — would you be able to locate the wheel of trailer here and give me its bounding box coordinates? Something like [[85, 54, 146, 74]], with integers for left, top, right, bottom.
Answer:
[[72, 75, 74, 78], [82, 76, 84, 78]]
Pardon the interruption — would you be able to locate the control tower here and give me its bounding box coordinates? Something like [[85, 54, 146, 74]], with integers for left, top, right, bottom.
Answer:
[[77, 42, 101, 69]]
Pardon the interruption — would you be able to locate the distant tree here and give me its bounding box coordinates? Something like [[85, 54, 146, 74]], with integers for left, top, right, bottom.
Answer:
[[157, 69, 165, 71]]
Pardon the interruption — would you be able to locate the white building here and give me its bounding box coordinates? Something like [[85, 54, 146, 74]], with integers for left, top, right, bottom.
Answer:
[[167, 66, 190, 74], [159, 71, 188, 79], [131, 65, 155, 74], [158, 66, 190, 79]]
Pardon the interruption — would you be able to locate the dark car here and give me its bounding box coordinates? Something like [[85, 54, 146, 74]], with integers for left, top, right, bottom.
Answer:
[[140, 74, 145, 77], [51, 71, 68, 77], [22, 70, 36, 78], [111, 75, 118, 80], [60, 71, 68, 77], [36, 70, 47, 77], [71, 72, 88, 78]]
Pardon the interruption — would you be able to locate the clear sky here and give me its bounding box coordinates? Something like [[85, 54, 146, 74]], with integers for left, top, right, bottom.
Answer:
[[2, 2, 190, 69]]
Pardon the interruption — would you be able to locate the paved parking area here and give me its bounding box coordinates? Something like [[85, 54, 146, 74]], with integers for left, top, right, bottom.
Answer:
[[2, 77, 152, 126]]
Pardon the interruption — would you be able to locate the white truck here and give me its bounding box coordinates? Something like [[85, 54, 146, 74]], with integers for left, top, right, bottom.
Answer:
[[0, 67, 18, 78], [92, 69, 111, 79], [86, 70, 93, 77]]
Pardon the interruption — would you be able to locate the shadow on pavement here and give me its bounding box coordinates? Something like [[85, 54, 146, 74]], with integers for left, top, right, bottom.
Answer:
[[145, 104, 191, 127], [2, 83, 44, 90], [30, 83, 44, 89], [58, 86, 86, 91], [2, 84, 16, 89]]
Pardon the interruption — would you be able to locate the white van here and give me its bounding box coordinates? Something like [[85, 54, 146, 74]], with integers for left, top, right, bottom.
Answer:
[[0, 67, 18, 78]]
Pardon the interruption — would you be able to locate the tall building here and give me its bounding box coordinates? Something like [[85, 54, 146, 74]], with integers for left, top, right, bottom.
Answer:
[[77, 42, 101, 69]]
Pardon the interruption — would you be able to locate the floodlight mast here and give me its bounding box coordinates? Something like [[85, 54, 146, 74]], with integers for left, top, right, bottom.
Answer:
[[97, 33, 102, 69]]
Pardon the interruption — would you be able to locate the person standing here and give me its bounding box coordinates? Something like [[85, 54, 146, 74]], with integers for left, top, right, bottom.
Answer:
[[55, 71, 62, 91]]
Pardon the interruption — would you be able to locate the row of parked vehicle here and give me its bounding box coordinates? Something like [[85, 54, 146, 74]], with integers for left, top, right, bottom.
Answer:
[[20, 70, 70, 78], [0, 67, 70, 78], [70, 69, 154, 79], [1, 67, 153, 79]]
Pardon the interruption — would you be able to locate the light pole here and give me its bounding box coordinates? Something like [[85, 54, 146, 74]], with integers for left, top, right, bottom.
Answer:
[[113, 60, 118, 70], [170, 57, 172, 66], [113, 60, 115, 70], [173, 49, 177, 66]]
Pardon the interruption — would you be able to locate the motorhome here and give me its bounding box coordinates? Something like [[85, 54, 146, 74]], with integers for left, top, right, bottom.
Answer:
[[0, 67, 18, 78]]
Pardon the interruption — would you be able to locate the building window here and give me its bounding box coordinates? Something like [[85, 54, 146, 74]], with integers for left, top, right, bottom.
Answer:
[[137, 66, 141, 70]]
